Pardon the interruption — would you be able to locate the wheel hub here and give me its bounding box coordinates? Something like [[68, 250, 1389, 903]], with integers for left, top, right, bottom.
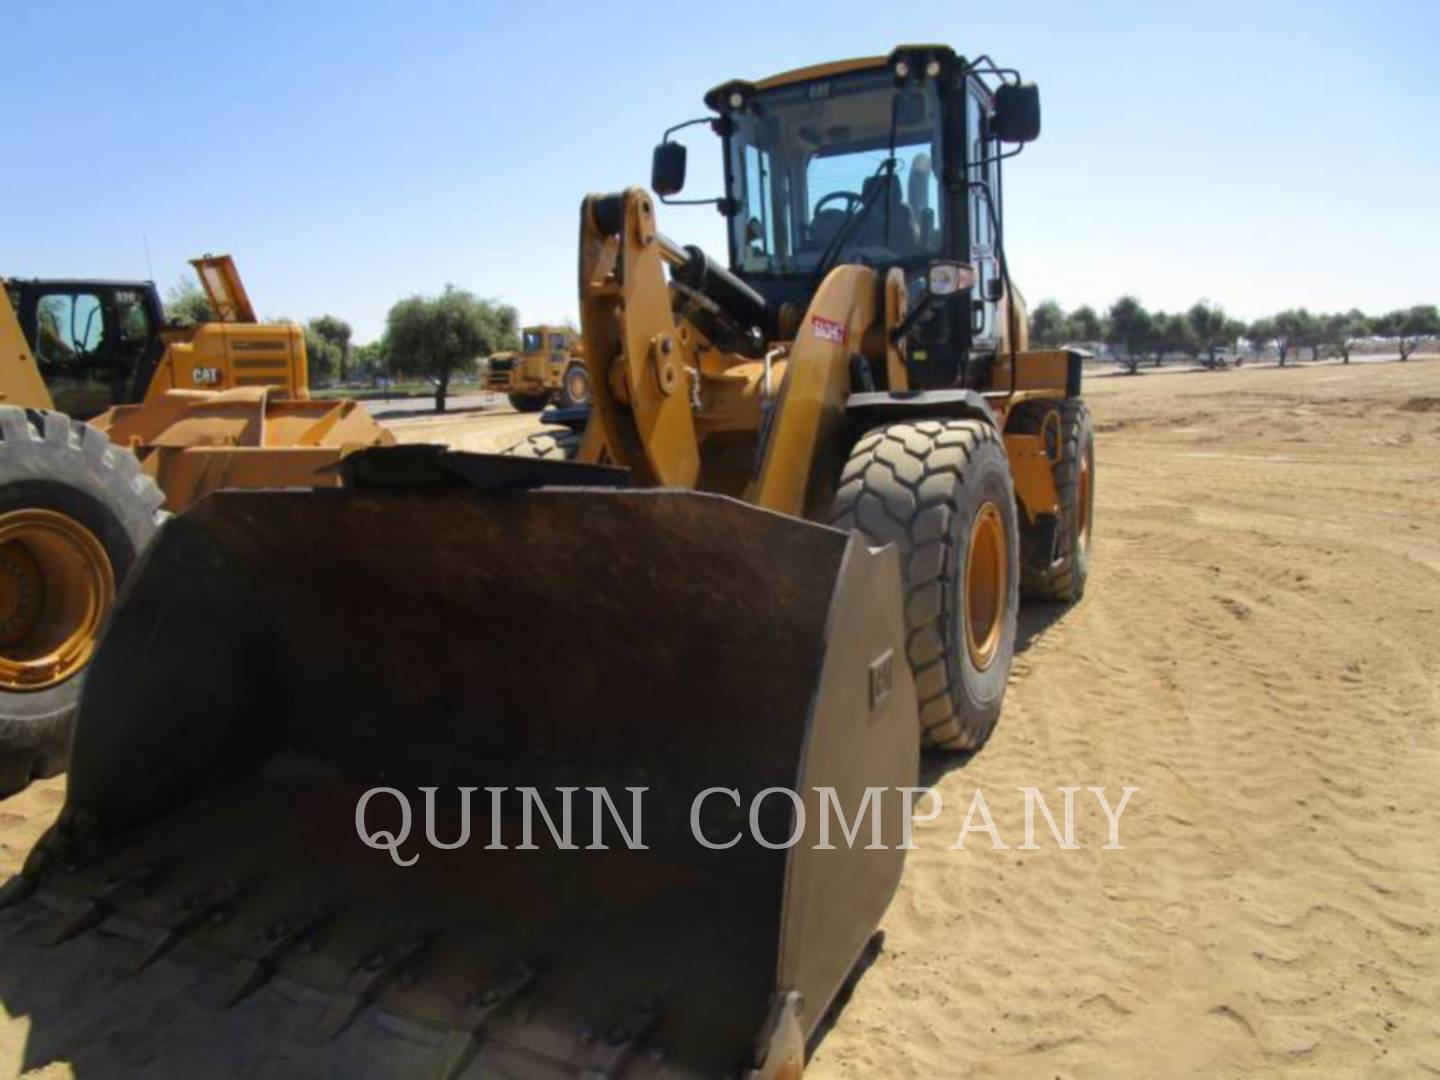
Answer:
[[0, 509, 115, 691], [963, 501, 1008, 671], [567, 368, 591, 404]]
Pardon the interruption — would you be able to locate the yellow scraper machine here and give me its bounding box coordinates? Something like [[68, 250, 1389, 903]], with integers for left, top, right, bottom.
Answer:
[[2, 46, 1095, 1078]]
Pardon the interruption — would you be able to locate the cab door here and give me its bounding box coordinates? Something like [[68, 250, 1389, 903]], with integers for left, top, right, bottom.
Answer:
[[112, 286, 162, 401], [23, 288, 122, 419], [966, 82, 1001, 350]]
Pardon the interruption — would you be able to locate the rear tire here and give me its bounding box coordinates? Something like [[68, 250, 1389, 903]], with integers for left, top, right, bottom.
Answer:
[[0, 408, 165, 797], [559, 364, 592, 408], [831, 419, 1019, 751], [1014, 399, 1094, 601], [508, 392, 549, 414], [502, 428, 580, 460]]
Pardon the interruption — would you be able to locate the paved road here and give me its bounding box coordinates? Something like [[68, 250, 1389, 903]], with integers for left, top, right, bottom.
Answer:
[[359, 390, 504, 419], [367, 394, 553, 454]]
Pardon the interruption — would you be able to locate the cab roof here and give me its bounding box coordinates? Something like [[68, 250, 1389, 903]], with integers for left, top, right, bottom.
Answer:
[[705, 45, 959, 111]]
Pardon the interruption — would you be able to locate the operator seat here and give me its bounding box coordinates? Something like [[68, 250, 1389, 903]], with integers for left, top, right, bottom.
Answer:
[[857, 174, 919, 254]]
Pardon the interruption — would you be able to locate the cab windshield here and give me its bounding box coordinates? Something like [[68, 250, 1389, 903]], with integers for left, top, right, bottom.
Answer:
[[726, 67, 945, 276], [521, 329, 544, 352]]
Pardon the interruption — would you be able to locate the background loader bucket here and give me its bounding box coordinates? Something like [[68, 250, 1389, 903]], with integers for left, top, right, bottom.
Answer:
[[3, 475, 918, 1078]]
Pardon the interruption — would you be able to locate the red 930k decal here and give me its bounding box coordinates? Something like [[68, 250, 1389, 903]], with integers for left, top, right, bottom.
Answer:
[[811, 316, 845, 345]]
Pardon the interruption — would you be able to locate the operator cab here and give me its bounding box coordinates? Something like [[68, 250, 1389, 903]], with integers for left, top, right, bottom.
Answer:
[[5, 279, 167, 418], [520, 325, 574, 360], [652, 45, 1039, 390]]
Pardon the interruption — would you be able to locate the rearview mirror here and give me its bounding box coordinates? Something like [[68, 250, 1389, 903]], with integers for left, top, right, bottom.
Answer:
[[991, 83, 1041, 143], [652, 142, 688, 197]]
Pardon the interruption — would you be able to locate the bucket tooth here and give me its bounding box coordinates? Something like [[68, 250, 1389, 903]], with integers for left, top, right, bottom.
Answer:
[[40, 862, 165, 946], [581, 1002, 662, 1078], [431, 962, 539, 1080], [216, 903, 335, 1008], [120, 877, 251, 976], [309, 930, 431, 1042]]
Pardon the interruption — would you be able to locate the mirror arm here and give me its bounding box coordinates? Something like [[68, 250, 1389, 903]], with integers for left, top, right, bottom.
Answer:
[[658, 194, 733, 211], [662, 115, 714, 142], [890, 291, 937, 345]]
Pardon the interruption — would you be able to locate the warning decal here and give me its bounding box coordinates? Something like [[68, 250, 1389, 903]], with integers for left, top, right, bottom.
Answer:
[[811, 316, 846, 345]]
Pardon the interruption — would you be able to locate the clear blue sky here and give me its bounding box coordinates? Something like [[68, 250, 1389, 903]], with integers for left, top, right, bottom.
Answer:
[[6, 1, 1436, 342]]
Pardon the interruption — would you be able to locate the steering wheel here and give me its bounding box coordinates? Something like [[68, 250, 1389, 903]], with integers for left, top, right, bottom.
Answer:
[[813, 191, 864, 217]]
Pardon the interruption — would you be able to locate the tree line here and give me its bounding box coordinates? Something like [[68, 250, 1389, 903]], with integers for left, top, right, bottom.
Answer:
[[165, 278, 518, 412], [166, 271, 1438, 409], [1029, 297, 1440, 373]]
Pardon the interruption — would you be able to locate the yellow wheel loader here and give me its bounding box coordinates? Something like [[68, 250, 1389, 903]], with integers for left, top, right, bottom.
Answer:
[[486, 323, 592, 412], [1, 48, 1092, 1078], [0, 256, 392, 795]]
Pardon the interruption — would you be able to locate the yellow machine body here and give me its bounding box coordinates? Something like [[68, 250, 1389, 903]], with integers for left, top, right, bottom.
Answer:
[[146, 254, 310, 399], [486, 323, 588, 408], [1, 258, 389, 510], [576, 188, 1066, 526]]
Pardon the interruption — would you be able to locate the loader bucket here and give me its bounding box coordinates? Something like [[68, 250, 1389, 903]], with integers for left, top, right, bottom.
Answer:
[[4, 456, 918, 1078]]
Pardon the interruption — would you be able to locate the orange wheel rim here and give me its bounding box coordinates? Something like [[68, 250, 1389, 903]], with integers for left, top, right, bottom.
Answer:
[[567, 369, 590, 403], [963, 502, 1007, 671], [0, 509, 115, 691]]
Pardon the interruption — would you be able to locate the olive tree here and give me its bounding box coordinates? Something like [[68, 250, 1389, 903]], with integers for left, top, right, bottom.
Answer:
[[1187, 301, 1231, 369], [1068, 304, 1103, 346], [1106, 296, 1151, 374], [1028, 299, 1068, 347], [1377, 305, 1439, 361], [163, 277, 214, 326], [383, 286, 518, 412], [1322, 310, 1371, 363], [309, 315, 353, 382]]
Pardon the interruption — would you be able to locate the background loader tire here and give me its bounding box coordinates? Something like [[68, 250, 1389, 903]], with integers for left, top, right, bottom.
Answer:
[[508, 392, 550, 414], [832, 419, 1019, 752], [1015, 399, 1094, 602], [0, 408, 165, 797], [559, 363, 592, 408], [502, 428, 580, 460]]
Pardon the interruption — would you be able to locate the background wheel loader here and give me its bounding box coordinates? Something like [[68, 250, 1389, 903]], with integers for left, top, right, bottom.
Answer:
[[0, 255, 392, 796], [486, 323, 591, 412], [1, 47, 1093, 1078]]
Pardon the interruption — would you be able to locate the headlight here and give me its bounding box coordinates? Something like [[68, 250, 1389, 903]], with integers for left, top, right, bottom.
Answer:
[[927, 262, 977, 296]]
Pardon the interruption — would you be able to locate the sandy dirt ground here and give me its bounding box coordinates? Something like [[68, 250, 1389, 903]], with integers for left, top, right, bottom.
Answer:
[[3, 359, 1438, 1077]]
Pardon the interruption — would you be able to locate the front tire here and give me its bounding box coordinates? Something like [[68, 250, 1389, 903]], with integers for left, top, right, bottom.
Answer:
[[508, 392, 549, 414], [0, 408, 165, 797], [831, 419, 1019, 752]]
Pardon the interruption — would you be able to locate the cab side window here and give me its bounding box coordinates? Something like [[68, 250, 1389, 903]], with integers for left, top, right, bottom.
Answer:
[[31, 290, 119, 418], [35, 292, 107, 367], [115, 291, 152, 345], [967, 87, 999, 347]]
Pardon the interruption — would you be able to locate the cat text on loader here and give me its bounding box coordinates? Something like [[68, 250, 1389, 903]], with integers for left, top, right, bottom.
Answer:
[[1, 49, 1090, 1078], [0, 255, 392, 795]]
